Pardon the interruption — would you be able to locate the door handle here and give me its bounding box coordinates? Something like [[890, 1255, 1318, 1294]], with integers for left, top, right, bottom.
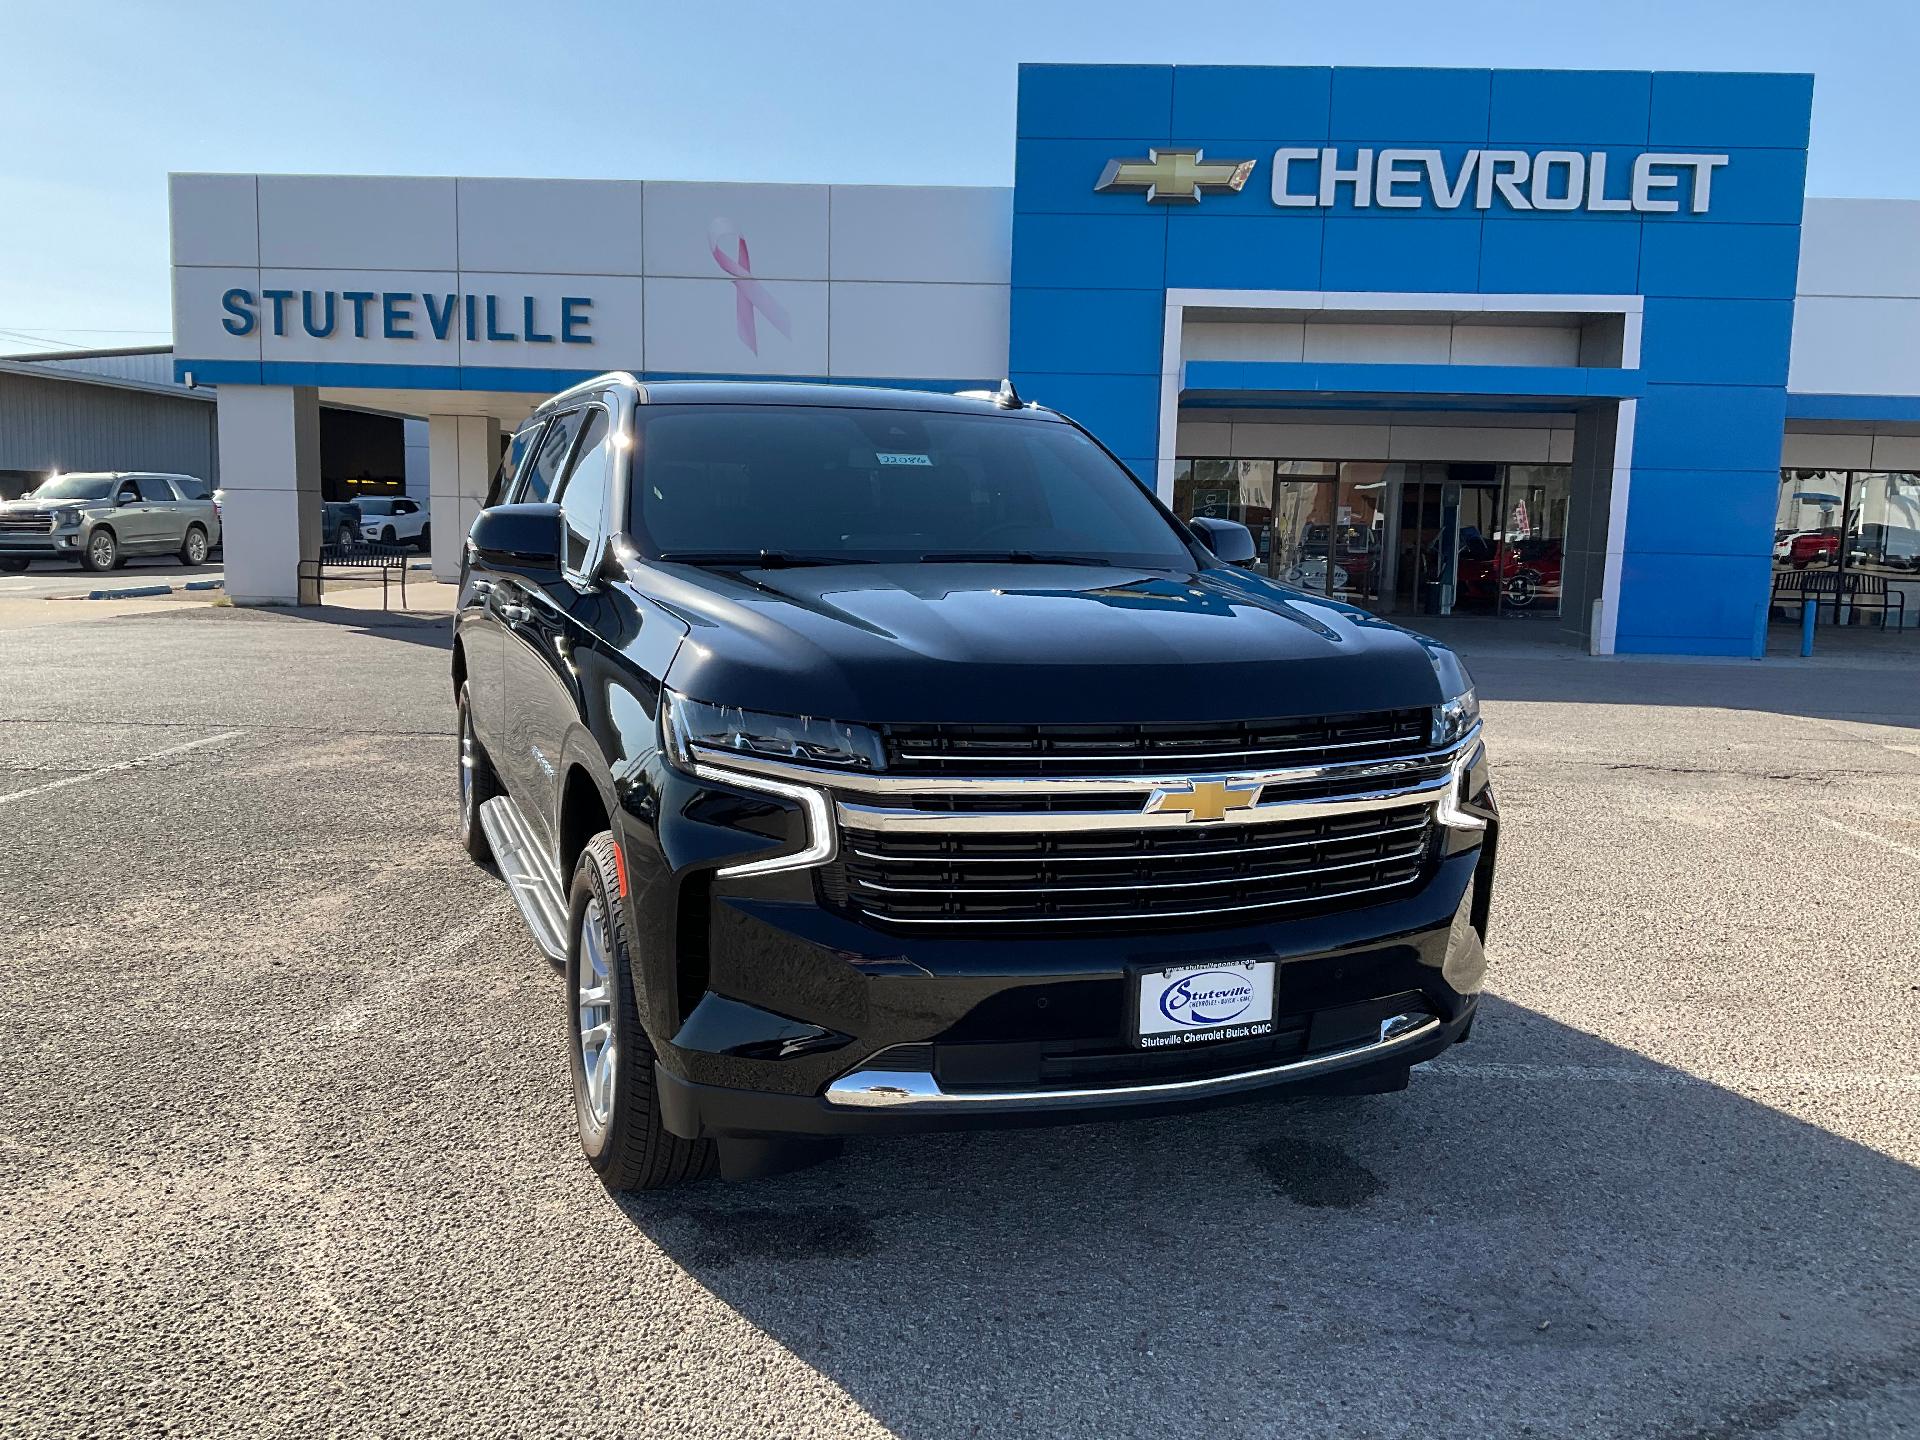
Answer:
[[497, 601, 532, 625]]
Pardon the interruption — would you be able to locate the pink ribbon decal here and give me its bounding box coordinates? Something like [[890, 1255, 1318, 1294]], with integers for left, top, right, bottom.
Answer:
[[709, 219, 791, 355]]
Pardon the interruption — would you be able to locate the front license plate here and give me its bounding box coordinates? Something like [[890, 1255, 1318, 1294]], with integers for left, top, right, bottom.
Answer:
[[1135, 960, 1277, 1049]]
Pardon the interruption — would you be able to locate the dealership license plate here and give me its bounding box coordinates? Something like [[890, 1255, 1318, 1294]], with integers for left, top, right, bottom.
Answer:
[[1135, 960, 1277, 1049]]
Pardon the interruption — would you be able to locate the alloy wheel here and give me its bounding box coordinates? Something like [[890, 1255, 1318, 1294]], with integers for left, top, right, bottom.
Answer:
[[89, 533, 113, 568], [576, 900, 618, 1131], [187, 530, 207, 564]]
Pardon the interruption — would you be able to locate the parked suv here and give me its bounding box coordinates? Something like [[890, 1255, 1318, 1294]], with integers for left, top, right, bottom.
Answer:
[[359, 495, 430, 549], [0, 471, 220, 572], [455, 375, 1497, 1188]]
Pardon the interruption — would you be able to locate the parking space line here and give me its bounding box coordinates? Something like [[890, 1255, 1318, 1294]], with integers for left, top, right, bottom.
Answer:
[[1818, 814, 1920, 864], [0, 730, 243, 806], [1428, 1060, 1920, 1092]]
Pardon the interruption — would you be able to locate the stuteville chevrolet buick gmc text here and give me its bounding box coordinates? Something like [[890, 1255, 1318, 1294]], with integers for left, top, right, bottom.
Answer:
[[455, 374, 1496, 1187]]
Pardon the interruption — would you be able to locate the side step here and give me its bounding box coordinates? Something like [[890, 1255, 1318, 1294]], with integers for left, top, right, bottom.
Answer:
[[479, 796, 569, 962]]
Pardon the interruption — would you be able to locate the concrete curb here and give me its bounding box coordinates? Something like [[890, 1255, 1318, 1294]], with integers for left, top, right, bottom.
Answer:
[[81, 580, 226, 601]]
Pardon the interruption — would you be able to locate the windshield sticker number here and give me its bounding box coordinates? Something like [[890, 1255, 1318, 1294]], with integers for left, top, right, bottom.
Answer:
[[875, 453, 932, 467]]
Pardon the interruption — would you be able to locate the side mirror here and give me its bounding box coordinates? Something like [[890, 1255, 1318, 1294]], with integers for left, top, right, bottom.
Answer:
[[468, 502, 563, 572], [115, 490, 139, 507], [1189, 516, 1257, 567]]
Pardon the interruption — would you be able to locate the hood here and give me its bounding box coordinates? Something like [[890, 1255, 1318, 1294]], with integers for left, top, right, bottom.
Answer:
[[648, 560, 1452, 725]]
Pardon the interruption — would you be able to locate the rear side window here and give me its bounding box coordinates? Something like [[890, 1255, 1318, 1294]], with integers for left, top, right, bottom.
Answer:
[[516, 410, 583, 505], [174, 478, 209, 500], [558, 409, 613, 575]]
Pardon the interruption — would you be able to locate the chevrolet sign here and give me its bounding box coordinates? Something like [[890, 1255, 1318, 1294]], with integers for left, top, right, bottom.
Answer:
[[1096, 146, 1731, 214]]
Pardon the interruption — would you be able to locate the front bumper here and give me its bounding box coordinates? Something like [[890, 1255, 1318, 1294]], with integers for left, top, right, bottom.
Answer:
[[0, 529, 81, 556], [620, 732, 1498, 1142], [658, 1001, 1472, 1139]]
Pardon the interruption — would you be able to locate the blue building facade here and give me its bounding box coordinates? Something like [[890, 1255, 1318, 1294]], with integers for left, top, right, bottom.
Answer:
[[1008, 65, 1815, 655]]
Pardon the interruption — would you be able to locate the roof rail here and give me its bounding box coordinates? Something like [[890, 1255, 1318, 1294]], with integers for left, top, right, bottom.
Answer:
[[538, 370, 644, 411]]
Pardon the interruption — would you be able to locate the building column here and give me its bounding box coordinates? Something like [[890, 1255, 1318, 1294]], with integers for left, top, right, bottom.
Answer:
[[428, 415, 500, 583], [402, 419, 430, 502], [215, 385, 321, 605]]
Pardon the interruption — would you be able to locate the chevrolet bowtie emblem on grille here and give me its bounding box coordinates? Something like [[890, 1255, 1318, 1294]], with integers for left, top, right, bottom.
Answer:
[[1094, 148, 1256, 204], [1144, 777, 1263, 823]]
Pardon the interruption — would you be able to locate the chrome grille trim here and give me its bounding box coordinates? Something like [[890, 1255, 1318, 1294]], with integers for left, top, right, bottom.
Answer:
[[688, 732, 1470, 799], [835, 776, 1452, 834], [847, 817, 1430, 864]]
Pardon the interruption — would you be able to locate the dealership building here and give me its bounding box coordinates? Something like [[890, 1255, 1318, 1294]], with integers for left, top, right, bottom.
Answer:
[[169, 64, 1920, 655]]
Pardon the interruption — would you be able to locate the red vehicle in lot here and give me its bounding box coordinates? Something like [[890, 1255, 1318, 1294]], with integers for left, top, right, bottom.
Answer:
[[1775, 529, 1840, 569]]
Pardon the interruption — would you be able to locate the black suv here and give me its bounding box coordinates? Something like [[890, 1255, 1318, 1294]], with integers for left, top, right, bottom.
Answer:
[[455, 374, 1497, 1188]]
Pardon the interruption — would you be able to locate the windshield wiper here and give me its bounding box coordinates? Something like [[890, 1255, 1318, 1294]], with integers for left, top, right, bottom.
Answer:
[[654, 550, 875, 569], [917, 551, 1121, 567]]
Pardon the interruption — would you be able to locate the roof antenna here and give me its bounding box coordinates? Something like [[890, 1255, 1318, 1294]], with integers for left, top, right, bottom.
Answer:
[[994, 378, 1023, 409]]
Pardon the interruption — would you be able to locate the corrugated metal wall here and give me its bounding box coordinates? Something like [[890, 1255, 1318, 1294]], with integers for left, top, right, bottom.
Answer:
[[20, 351, 177, 386], [0, 371, 216, 484]]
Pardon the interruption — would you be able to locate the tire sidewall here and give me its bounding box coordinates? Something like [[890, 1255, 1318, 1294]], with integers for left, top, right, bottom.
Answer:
[[456, 682, 497, 861], [566, 844, 624, 1166], [183, 525, 208, 565]]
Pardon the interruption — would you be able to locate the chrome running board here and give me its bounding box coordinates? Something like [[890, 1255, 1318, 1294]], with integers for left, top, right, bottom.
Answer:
[[479, 795, 568, 962], [825, 1012, 1440, 1112]]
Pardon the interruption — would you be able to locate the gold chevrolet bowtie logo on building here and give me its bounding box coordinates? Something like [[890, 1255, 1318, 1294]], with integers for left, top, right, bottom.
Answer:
[[1144, 777, 1263, 823], [1095, 148, 1256, 204]]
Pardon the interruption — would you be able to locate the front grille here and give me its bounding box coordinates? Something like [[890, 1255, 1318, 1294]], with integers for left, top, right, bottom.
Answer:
[[0, 513, 54, 534], [829, 803, 1433, 928], [881, 708, 1432, 777]]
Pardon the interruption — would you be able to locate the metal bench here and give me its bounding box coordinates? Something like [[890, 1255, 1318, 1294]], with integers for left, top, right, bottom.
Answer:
[[298, 542, 412, 609], [1770, 568, 1907, 630]]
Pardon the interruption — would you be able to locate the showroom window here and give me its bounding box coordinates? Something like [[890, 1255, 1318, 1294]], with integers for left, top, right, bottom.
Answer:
[[1773, 469, 1920, 629], [1174, 457, 1572, 619]]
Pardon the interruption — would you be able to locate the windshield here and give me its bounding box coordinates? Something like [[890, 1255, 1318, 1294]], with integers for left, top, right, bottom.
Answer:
[[30, 474, 116, 501], [630, 405, 1196, 569]]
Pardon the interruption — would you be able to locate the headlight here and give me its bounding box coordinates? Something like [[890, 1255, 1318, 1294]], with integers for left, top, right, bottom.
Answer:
[[662, 692, 885, 773], [54, 507, 82, 528], [1426, 645, 1480, 748], [660, 691, 859, 879]]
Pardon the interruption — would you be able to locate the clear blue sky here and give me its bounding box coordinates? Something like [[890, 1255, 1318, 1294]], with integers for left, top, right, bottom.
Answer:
[[4, 0, 1916, 352]]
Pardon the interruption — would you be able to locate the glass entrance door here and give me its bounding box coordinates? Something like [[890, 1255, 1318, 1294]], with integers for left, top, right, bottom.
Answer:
[[1173, 456, 1574, 620]]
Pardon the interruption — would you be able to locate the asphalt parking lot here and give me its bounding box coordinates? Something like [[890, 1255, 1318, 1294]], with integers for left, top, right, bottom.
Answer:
[[2, 600, 1917, 1438], [0, 557, 223, 600]]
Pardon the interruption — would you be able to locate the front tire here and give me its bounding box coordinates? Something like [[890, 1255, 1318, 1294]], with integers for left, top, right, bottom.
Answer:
[[456, 682, 500, 864], [0, 557, 28, 574], [381, 525, 397, 545], [81, 528, 118, 573], [179, 524, 209, 566], [568, 833, 716, 1192]]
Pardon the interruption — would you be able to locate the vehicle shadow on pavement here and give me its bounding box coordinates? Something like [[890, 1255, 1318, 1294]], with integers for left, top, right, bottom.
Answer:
[[615, 996, 1920, 1438]]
